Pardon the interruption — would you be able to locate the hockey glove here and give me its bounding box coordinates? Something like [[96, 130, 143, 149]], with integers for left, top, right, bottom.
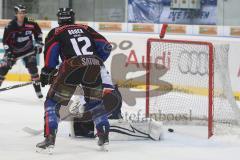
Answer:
[[34, 42, 44, 54], [2, 51, 16, 67], [5, 51, 16, 60], [40, 67, 58, 87]]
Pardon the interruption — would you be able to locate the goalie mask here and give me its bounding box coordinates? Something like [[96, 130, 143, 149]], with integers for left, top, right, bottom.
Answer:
[[57, 8, 75, 25]]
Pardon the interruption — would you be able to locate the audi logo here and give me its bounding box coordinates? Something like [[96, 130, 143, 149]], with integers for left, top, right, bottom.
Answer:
[[178, 51, 209, 76]]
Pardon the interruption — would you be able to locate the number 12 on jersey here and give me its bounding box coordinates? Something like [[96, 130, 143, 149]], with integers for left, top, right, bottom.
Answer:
[[70, 37, 93, 55]]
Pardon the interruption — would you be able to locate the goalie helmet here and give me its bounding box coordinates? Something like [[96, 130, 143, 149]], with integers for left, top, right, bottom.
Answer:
[[57, 8, 75, 25], [14, 4, 27, 13]]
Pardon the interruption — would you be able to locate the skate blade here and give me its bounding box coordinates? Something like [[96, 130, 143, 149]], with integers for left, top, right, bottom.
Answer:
[[36, 145, 54, 155], [99, 145, 108, 152]]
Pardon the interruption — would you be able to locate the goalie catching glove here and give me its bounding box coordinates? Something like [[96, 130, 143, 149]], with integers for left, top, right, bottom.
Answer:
[[40, 67, 58, 87]]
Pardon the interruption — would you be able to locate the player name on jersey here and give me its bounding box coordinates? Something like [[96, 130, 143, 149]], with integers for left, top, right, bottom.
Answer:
[[81, 57, 100, 66], [68, 29, 84, 35]]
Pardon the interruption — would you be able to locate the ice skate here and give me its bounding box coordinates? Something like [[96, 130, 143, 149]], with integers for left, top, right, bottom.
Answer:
[[97, 132, 109, 152], [36, 134, 55, 154], [33, 81, 43, 99]]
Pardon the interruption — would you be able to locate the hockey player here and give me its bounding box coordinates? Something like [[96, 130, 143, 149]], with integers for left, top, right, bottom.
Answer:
[[36, 8, 115, 152], [0, 4, 43, 98]]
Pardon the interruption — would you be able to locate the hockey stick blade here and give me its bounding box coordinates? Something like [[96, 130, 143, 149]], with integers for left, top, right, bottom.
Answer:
[[0, 82, 33, 92], [22, 127, 43, 136], [22, 113, 74, 136]]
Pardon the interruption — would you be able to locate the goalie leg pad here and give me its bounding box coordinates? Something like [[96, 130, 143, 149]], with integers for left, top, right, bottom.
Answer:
[[108, 119, 163, 141]]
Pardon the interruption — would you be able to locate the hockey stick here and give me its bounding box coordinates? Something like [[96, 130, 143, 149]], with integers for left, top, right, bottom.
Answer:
[[22, 108, 78, 136], [0, 82, 33, 92], [0, 50, 36, 68], [16, 50, 36, 60], [22, 127, 43, 135], [160, 24, 168, 39], [0, 50, 39, 92]]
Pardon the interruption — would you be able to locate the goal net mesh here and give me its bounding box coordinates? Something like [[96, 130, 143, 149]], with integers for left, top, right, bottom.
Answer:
[[146, 39, 240, 137]]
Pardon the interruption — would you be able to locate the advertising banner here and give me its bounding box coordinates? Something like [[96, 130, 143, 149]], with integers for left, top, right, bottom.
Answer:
[[128, 0, 217, 25], [97, 23, 123, 32]]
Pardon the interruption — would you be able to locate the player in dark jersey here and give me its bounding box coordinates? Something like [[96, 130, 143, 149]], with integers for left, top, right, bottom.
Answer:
[[0, 4, 43, 98], [36, 8, 115, 153]]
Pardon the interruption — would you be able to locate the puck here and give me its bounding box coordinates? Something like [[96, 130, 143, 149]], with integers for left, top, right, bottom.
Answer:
[[168, 128, 174, 133]]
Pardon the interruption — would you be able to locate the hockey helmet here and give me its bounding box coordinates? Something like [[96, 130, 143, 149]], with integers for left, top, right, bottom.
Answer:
[[57, 8, 75, 25], [14, 4, 27, 14]]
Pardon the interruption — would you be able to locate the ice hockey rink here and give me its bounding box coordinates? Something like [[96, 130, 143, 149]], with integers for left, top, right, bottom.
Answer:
[[1, 0, 240, 159], [0, 82, 240, 160]]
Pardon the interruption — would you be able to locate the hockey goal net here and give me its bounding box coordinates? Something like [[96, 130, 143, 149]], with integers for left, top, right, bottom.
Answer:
[[146, 38, 240, 138]]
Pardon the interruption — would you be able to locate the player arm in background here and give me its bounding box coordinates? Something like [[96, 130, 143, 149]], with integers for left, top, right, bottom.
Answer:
[[100, 66, 114, 94], [32, 22, 43, 43], [32, 22, 44, 54], [43, 29, 60, 69], [2, 25, 13, 53], [86, 26, 112, 62]]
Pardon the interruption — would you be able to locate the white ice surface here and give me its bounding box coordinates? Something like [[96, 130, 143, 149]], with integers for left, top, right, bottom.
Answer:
[[0, 82, 240, 160]]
